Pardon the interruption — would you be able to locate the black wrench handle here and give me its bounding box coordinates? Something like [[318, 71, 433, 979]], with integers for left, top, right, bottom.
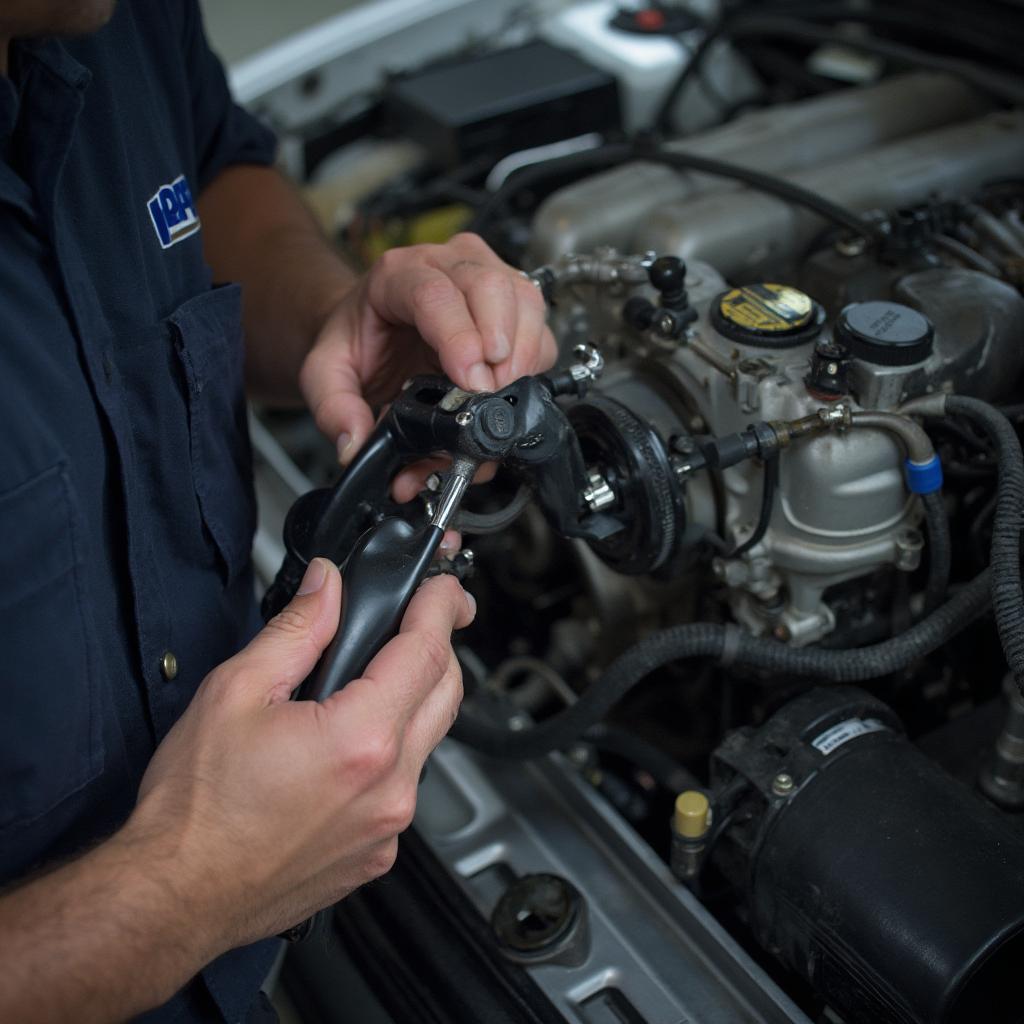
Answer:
[[279, 518, 442, 943], [298, 517, 443, 702]]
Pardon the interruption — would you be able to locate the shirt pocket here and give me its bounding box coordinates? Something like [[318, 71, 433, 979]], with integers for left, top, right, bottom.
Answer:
[[170, 283, 256, 585], [0, 464, 103, 831]]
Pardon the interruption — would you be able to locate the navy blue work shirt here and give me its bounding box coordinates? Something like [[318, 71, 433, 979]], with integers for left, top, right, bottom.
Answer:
[[1, 3, 283, 1020]]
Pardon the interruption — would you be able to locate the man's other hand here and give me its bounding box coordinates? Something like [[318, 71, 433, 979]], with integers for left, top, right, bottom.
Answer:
[[131, 558, 474, 948], [298, 232, 557, 465]]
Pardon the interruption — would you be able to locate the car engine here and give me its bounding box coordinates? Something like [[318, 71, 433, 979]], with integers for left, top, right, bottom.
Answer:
[[244, 4, 1024, 1022]]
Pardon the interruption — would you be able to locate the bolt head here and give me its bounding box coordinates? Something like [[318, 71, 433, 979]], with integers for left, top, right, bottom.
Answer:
[[772, 772, 795, 796], [835, 235, 868, 257], [455, 410, 474, 426]]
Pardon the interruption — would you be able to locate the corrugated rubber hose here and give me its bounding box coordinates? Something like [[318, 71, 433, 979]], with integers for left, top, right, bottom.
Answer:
[[921, 491, 952, 614], [451, 570, 992, 759], [944, 396, 1024, 693]]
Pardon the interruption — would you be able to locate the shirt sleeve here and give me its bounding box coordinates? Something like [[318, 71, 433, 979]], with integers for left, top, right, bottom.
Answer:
[[175, 0, 278, 192]]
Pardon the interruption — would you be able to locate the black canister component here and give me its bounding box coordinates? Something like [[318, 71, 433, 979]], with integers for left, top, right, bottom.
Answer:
[[711, 687, 1024, 1024], [836, 300, 934, 366]]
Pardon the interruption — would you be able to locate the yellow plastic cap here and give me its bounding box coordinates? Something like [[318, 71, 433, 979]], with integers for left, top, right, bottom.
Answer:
[[674, 790, 711, 839]]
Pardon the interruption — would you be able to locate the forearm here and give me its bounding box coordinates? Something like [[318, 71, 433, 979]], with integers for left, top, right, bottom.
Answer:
[[197, 164, 357, 404], [0, 817, 219, 1023]]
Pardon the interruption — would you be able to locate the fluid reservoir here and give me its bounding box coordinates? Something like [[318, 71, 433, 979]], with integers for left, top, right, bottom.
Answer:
[[711, 687, 1024, 1024]]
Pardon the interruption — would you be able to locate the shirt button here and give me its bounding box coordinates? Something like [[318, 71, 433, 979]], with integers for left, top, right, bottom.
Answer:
[[160, 651, 179, 681]]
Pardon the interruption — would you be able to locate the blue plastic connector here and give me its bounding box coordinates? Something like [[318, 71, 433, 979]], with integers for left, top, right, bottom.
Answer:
[[905, 455, 943, 495]]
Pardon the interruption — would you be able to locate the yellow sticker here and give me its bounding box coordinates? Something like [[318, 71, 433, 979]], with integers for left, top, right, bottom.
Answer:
[[719, 283, 814, 333]]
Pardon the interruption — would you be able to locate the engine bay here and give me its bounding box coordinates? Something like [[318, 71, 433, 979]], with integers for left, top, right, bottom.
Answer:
[[245, 4, 1024, 1021]]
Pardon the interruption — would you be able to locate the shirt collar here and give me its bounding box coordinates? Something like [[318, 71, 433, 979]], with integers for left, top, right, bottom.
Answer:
[[0, 35, 91, 141], [15, 36, 91, 92], [0, 37, 90, 216]]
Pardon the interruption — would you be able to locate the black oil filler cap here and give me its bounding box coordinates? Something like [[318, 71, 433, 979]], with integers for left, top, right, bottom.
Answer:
[[836, 301, 934, 367]]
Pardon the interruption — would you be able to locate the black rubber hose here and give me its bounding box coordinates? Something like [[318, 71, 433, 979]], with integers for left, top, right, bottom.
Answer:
[[652, 24, 725, 133], [468, 142, 876, 243], [920, 490, 951, 615], [727, 454, 778, 558], [726, 18, 1024, 107], [945, 396, 1024, 694], [451, 570, 991, 759], [652, 12, 1024, 132]]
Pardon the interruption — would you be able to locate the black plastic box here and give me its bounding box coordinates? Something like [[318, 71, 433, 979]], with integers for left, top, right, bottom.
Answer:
[[385, 40, 621, 169]]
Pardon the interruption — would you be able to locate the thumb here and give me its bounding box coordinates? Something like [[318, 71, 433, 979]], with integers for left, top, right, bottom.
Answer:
[[301, 347, 377, 466], [229, 558, 343, 705]]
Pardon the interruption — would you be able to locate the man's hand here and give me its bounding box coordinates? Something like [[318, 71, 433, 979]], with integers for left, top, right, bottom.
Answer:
[[199, 167, 556, 462], [134, 557, 473, 946], [0, 559, 473, 1022], [299, 232, 557, 464]]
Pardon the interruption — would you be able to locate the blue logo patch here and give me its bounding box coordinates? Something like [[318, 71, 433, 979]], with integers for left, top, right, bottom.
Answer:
[[147, 174, 200, 249]]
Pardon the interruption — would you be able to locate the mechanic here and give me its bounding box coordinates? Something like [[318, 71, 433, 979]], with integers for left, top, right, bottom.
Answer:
[[0, 2, 555, 1021]]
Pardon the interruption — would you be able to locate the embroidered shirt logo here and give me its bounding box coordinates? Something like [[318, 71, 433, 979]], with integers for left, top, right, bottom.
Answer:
[[147, 174, 200, 249]]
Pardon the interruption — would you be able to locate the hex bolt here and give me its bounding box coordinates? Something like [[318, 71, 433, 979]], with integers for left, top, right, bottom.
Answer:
[[425, 472, 443, 493], [772, 772, 795, 797], [835, 235, 868, 257]]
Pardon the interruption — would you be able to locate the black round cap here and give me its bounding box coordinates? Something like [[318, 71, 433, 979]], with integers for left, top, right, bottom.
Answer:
[[479, 397, 515, 440], [648, 256, 686, 293], [836, 301, 934, 367]]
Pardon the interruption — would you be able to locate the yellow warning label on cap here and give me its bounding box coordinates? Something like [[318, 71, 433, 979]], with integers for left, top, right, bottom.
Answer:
[[719, 283, 814, 333]]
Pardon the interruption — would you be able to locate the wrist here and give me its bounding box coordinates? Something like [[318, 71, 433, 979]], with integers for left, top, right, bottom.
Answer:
[[115, 805, 234, 968], [0, 814, 229, 1021]]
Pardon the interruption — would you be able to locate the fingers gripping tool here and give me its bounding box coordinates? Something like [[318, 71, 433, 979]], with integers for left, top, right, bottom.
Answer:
[[263, 346, 608, 704], [265, 351, 607, 940]]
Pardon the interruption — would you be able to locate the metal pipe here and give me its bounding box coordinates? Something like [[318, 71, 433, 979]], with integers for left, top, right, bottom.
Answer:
[[979, 674, 1024, 810], [933, 234, 1003, 278], [248, 408, 314, 498], [850, 411, 936, 464], [898, 394, 948, 418], [971, 205, 1024, 260]]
